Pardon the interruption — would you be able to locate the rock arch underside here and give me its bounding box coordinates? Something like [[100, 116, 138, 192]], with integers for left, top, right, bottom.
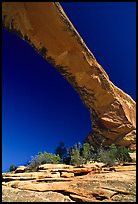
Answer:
[[2, 2, 136, 150]]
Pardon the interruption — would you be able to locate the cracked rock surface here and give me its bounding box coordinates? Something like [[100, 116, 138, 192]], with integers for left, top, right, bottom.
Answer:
[[2, 163, 136, 202], [2, 2, 136, 149]]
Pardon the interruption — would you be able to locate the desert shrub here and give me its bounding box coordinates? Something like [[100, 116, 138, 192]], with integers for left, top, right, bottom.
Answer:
[[97, 148, 116, 166], [115, 146, 132, 162], [82, 143, 95, 164], [97, 144, 132, 165], [70, 149, 81, 165], [28, 151, 61, 170], [9, 164, 17, 172]]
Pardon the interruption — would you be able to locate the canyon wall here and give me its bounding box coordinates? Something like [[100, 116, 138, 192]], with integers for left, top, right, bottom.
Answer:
[[2, 2, 136, 149]]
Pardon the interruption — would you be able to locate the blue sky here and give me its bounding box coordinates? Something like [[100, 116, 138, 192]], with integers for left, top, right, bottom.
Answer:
[[2, 2, 136, 172]]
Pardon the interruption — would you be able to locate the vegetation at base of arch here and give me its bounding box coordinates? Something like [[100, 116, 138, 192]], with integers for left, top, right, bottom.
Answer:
[[96, 144, 132, 166], [25, 142, 132, 171]]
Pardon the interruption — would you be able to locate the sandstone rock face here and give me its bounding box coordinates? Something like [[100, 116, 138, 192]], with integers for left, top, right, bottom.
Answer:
[[2, 163, 136, 202], [129, 152, 136, 162], [60, 172, 74, 178], [37, 164, 73, 170], [2, 186, 74, 202], [2, 2, 136, 149], [15, 166, 26, 173]]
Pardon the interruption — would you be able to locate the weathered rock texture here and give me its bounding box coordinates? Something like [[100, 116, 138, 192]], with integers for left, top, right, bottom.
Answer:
[[2, 2, 136, 149], [2, 163, 136, 202]]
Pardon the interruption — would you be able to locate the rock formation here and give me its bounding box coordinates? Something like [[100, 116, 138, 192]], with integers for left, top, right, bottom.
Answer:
[[2, 2, 136, 149], [2, 163, 136, 202]]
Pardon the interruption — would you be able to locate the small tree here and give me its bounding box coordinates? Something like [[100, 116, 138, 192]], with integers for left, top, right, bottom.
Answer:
[[55, 142, 67, 162], [82, 143, 94, 163], [115, 146, 132, 163], [65, 146, 74, 164], [9, 164, 16, 172], [76, 142, 83, 154], [66, 143, 82, 165], [70, 149, 80, 165]]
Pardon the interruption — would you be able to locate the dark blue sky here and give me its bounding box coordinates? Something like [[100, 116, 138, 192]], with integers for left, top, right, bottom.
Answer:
[[2, 2, 136, 172]]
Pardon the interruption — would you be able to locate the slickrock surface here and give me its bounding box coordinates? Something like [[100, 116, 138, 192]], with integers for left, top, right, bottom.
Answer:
[[2, 2, 136, 149], [14, 166, 26, 173], [2, 163, 136, 202]]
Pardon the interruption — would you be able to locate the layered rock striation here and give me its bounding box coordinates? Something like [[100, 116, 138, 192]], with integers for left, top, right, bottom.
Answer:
[[2, 163, 136, 202], [2, 2, 136, 148]]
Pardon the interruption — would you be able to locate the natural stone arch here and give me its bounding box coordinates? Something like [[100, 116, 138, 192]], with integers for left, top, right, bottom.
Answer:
[[2, 2, 136, 149]]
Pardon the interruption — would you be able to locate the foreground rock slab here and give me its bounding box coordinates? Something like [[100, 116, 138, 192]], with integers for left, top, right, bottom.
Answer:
[[2, 163, 136, 202], [2, 186, 74, 202]]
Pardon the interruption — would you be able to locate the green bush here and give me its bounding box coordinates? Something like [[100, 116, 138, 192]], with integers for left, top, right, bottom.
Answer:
[[70, 149, 81, 165], [97, 144, 132, 165], [82, 143, 95, 164], [97, 148, 116, 166], [115, 146, 132, 162], [28, 151, 61, 171], [9, 164, 16, 172]]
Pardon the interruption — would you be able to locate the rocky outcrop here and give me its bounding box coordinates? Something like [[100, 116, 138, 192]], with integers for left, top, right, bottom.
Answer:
[[2, 186, 74, 202], [2, 2, 136, 149], [2, 163, 136, 202], [2, 163, 103, 182], [15, 166, 26, 173], [129, 152, 136, 162]]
